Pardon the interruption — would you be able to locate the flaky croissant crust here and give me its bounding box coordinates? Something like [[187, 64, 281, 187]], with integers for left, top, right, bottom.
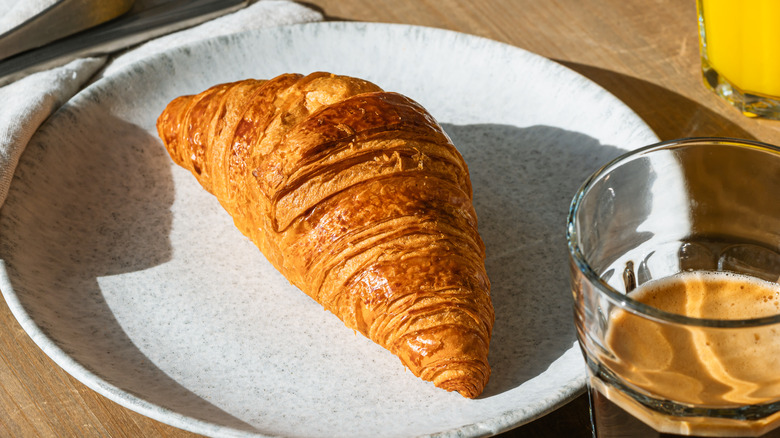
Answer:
[[157, 72, 494, 398]]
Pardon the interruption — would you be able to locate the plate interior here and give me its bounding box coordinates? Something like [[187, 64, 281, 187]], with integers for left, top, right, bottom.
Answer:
[[0, 22, 657, 437]]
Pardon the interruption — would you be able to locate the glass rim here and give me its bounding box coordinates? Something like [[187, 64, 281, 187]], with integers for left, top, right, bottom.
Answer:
[[566, 136, 780, 328]]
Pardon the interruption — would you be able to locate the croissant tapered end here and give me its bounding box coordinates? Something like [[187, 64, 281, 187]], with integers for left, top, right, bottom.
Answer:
[[156, 72, 494, 398], [437, 368, 491, 399], [401, 325, 492, 398]]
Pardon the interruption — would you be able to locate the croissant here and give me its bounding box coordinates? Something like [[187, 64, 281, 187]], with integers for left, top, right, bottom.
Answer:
[[156, 72, 494, 398]]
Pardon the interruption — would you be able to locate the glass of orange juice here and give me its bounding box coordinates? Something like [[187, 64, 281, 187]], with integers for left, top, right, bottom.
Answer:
[[697, 0, 780, 119], [568, 137, 780, 437]]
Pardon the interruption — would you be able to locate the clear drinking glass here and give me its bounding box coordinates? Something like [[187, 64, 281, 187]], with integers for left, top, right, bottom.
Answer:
[[567, 137, 780, 437], [697, 0, 780, 119]]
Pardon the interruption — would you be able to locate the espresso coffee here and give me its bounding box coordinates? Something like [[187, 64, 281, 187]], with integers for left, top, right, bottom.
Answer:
[[595, 271, 780, 437]]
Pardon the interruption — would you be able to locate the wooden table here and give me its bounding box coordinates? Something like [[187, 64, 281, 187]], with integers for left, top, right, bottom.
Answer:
[[2, 0, 778, 436]]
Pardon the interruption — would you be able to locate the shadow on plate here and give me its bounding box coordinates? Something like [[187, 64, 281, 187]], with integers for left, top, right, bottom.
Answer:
[[0, 114, 255, 433], [1, 115, 630, 430], [443, 123, 626, 398], [475, 67, 757, 431]]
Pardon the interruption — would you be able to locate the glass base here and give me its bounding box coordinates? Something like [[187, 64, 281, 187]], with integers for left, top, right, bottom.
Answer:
[[702, 62, 780, 120], [591, 386, 780, 438]]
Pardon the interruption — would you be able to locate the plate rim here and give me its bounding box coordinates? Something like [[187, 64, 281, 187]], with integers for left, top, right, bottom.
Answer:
[[0, 20, 658, 438]]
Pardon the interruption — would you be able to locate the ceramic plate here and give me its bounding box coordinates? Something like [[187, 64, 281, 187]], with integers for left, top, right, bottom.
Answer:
[[0, 22, 658, 437]]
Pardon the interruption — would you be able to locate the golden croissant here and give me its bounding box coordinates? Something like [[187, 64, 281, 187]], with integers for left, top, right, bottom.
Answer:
[[156, 72, 494, 398]]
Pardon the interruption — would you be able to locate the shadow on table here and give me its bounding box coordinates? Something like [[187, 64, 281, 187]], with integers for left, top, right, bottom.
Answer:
[[556, 60, 758, 141], [297, 2, 353, 22]]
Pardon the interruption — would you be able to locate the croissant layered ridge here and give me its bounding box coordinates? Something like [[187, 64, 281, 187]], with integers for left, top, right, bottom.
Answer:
[[156, 72, 494, 398]]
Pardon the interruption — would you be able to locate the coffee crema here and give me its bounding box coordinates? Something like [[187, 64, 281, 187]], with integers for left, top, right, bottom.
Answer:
[[600, 270, 780, 436]]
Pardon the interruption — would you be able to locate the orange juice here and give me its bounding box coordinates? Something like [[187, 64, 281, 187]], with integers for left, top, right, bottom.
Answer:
[[698, 0, 780, 98]]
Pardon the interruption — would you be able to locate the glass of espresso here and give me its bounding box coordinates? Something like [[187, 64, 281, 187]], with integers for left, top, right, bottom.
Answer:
[[567, 137, 780, 437]]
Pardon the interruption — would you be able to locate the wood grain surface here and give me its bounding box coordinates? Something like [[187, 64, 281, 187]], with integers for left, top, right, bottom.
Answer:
[[2, 0, 778, 437]]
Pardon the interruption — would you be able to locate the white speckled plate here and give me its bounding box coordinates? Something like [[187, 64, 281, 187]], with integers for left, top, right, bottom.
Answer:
[[0, 22, 657, 437]]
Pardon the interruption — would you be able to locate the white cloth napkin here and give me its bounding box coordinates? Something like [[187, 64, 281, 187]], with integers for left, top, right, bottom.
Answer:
[[0, 0, 322, 207]]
